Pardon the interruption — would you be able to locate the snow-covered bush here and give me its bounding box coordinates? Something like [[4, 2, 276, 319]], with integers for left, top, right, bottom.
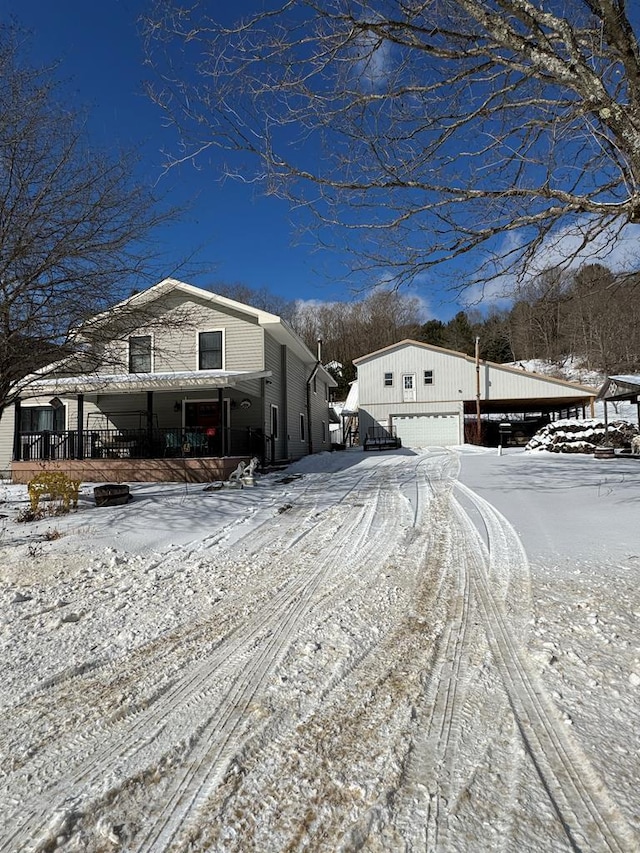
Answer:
[[525, 419, 638, 453]]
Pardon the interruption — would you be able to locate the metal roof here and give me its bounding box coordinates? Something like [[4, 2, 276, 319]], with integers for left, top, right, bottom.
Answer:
[[23, 369, 272, 398], [596, 375, 640, 401]]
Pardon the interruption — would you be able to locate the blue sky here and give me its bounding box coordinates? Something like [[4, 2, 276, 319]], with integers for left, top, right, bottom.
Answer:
[[7, 1, 638, 323], [6, 0, 399, 314]]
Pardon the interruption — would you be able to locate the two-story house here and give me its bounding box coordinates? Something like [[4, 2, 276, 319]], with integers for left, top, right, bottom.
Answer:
[[1, 278, 336, 483]]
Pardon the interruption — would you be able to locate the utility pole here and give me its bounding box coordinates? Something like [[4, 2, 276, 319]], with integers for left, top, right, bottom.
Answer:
[[475, 337, 482, 444]]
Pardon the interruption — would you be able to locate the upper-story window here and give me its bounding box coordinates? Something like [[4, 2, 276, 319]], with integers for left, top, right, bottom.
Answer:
[[198, 331, 223, 370], [129, 335, 152, 373], [424, 370, 434, 385], [384, 372, 393, 387]]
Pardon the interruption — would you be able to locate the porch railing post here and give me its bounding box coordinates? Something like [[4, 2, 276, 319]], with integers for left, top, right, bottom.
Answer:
[[76, 394, 84, 460], [42, 431, 51, 460]]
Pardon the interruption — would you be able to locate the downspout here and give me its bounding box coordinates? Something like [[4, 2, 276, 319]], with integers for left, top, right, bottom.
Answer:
[[306, 338, 322, 455]]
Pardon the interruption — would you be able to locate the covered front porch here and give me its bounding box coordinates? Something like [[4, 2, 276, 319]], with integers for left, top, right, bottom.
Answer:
[[12, 368, 274, 483]]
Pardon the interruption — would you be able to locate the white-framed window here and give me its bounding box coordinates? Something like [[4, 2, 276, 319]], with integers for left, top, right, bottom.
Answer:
[[271, 404, 279, 440], [424, 370, 434, 385], [384, 372, 393, 387], [300, 413, 306, 441], [129, 335, 152, 373], [198, 330, 224, 370]]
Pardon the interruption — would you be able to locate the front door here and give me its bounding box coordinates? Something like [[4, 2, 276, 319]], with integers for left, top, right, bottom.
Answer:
[[184, 401, 222, 454], [402, 374, 416, 403]]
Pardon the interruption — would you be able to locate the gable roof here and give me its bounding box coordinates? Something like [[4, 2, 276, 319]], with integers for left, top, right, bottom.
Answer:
[[353, 339, 596, 395], [87, 278, 336, 387], [597, 374, 640, 401]]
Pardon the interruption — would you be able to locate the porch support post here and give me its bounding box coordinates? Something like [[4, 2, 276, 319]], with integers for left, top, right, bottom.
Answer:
[[280, 345, 288, 460], [147, 391, 154, 451], [76, 394, 84, 460], [218, 388, 225, 455], [13, 398, 21, 461]]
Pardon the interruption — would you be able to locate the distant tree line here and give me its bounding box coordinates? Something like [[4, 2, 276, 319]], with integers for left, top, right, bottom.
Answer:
[[211, 264, 640, 400]]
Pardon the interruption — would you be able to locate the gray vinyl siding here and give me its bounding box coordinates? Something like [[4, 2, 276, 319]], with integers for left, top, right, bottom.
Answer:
[[71, 293, 264, 376], [309, 377, 330, 453], [147, 296, 264, 372], [286, 349, 310, 460], [0, 408, 15, 476], [264, 333, 286, 460]]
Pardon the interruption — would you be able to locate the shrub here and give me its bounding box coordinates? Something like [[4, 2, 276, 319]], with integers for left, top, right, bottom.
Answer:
[[27, 472, 81, 515]]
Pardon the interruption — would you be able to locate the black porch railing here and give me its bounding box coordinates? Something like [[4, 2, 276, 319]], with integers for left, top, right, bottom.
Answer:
[[363, 425, 401, 451], [16, 428, 268, 465]]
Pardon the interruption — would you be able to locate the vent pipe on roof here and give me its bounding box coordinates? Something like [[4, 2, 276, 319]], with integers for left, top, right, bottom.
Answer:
[[317, 338, 323, 362]]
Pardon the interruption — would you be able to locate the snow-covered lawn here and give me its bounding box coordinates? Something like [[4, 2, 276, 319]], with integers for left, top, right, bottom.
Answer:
[[0, 447, 638, 851]]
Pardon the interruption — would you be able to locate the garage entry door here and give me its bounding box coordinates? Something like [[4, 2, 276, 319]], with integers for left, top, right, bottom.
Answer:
[[393, 413, 460, 448]]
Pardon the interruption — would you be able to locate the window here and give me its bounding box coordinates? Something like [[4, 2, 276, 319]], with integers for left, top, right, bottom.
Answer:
[[300, 413, 306, 441], [129, 335, 152, 373], [21, 405, 64, 432], [384, 372, 393, 387], [424, 370, 434, 385], [198, 331, 223, 370]]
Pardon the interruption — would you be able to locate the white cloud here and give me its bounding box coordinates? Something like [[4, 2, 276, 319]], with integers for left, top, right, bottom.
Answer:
[[463, 216, 640, 309]]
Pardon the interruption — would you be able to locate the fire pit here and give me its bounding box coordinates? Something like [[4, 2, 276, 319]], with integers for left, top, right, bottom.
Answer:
[[94, 484, 131, 507]]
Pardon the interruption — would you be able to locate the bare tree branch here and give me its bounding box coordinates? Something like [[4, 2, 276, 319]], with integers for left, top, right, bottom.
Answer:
[[0, 25, 180, 414], [146, 0, 640, 292]]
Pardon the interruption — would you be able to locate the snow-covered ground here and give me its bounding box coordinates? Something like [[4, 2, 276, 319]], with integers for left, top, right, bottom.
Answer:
[[1, 446, 639, 851]]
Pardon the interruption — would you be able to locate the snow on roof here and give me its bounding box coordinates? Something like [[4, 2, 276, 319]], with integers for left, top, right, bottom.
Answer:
[[24, 369, 272, 397], [341, 380, 359, 415]]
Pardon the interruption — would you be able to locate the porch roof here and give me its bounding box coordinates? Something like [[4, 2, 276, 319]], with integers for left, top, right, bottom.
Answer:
[[25, 369, 272, 397]]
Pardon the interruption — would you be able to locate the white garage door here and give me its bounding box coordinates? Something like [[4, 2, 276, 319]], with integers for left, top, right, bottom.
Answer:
[[393, 413, 460, 448]]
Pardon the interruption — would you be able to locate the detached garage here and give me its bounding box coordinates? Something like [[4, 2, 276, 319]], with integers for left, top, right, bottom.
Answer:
[[354, 340, 596, 449]]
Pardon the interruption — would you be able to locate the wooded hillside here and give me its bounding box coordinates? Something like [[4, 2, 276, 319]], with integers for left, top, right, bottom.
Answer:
[[212, 264, 640, 399]]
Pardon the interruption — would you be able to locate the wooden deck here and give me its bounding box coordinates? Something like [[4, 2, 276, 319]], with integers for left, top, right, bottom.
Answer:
[[11, 456, 253, 485]]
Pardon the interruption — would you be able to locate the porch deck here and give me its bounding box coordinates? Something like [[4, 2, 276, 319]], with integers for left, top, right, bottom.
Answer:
[[11, 456, 252, 484], [12, 427, 269, 484]]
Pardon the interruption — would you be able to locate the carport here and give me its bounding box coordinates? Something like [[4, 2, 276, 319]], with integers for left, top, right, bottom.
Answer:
[[463, 393, 596, 445]]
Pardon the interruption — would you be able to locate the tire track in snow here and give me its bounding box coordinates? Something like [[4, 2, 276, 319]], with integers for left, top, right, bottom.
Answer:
[[0, 464, 398, 775], [134, 466, 418, 851], [1, 471, 409, 852], [450, 485, 637, 853], [391, 451, 484, 851]]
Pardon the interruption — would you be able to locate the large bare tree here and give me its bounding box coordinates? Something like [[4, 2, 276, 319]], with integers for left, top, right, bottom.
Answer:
[[146, 1, 640, 294], [0, 27, 176, 416]]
